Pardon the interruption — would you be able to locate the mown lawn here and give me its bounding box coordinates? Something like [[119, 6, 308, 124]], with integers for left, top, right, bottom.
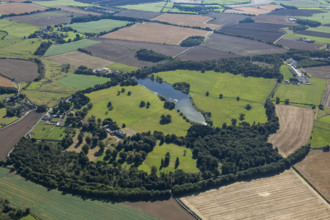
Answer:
[[139, 143, 199, 174], [47, 126, 65, 140], [0, 167, 156, 220], [57, 74, 110, 90], [86, 85, 191, 136], [45, 39, 100, 57], [310, 115, 330, 148], [280, 65, 293, 81], [65, 19, 131, 34], [30, 121, 54, 139]]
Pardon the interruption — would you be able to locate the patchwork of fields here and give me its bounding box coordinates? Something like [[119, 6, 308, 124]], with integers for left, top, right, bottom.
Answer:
[[0, 59, 38, 82], [65, 19, 131, 34], [0, 3, 46, 15], [45, 39, 100, 57], [310, 114, 330, 149]]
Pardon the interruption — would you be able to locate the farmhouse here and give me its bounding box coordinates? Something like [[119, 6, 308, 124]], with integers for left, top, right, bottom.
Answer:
[[94, 67, 110, 74]]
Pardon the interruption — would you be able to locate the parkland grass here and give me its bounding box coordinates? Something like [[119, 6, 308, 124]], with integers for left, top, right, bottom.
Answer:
[[108, 63, 139, 72], [47, 126, 66, 140], [0, 39, 41, 59], [86, 85, 191, 136], [57, 74, 110, 90], [310, 114, 330, 148], [0, 108, 18, 127], [0, 167, 156, 220], [45, 39, 100, 57], [30, 121, 54, 139], [65, 19, 131, 34]]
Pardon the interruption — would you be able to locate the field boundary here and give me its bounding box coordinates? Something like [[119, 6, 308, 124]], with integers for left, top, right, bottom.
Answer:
[[173, 196, 201, 220]]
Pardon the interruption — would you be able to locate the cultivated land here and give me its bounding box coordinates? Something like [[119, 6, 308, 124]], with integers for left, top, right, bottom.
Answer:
[[254, 15, 297, 26], [277, 38, 322, 50], [321, 81, 330, 108], [65, 19, 131, 34], [177, 46, 237, 61], [157, 70, 276, 126], [180, 170, 330, 220], [86, 85, 191, 136], [274, 0, 325, 8], [119, 1, 167, 12], [298, 10, 330, 25], [0, 76, 17, 88], [268, 105, 314, 157], [310, 114, 330, 148], [305, 65, 330, 79], [0, 167, 156, 220], [275, 77, 327, 106], [269, 8, 324, 16], [33, 0, 91, 7], [45, 39, 100, 57], [115, 9, 161, 19], [0, 3, 46, 15], [284, 30, 330, 44], [46, 51, 114, 68], [101, 22, 211, 45], [0, 108, 18, 126], [57, 74, 110, 90], [54, 5, 100, 15], [0, 59, 38, 82], [225, 4, 282, 15], [151, 13, 220, 30], [208, 13, 247, 29], [0, 111, 42, 160], [295, 150, 330, 202]]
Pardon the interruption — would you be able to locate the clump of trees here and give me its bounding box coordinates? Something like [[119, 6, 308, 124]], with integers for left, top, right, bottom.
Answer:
[[296, 18, 321, 27], [172, 82, 190, 94], [180, 36, 205, 47], [160, 114, 171, 124], [135, 49, 171, 62], [0, 198, 31, 220], [34, 41, 52, 56], [163, 101, 175, 110], [239, 17, 254, 23]]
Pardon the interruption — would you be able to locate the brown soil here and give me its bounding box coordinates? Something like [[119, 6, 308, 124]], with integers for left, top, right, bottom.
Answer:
[[46, 51, 114, 69], [268, 105, 314, 157], [115, 9, 161, 19], [321, 81, 330, 108], [101, 22, 210, 45], [177, 46, 238, 61], [208, 13, 247, 29], [180, 170, 330, 220], [55, 6, 101, 15], [255, 15, 297, 26], [0, 3, 46, 15], [305, 65, 330, 79], [0, 59, 39, 82], [277, 38, 322, 50], [0, 76, 17, 88], [151, 13, 220, 30], [0, 111, 42, 161], [125, 197, 194, 220], [225, 5, 283, 15], [295, 150, 330, 202]]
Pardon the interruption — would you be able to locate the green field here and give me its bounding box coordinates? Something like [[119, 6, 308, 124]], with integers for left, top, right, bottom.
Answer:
[[280, 65, 293, 81], [308, 25, 330, 33], [284, 30, 330, 44], [273, 0, 322, 8], [139, 143, 199, 174], [298, 10, 330, 24], [57, 74, 110, 90], [47, 126, 66, 140], [45, 39, 100, 57], [120, 1, 168, 12], [65, 19, 131, 34], [108, 63, 139, 72], [0, 108, 18, 127], [274, 77, 327, 106], [33, 0, 92, 7], [204, 0, 250, 5], [0, 39, 41, 59], [0, 167, 155, 220], [156, 70, 276, 126], [30, 121, 54, 139], [310, 115, 330, 148], [86, 85, 191, 136]]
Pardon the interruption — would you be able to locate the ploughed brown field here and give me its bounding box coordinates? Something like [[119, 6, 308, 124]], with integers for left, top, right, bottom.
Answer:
[[208, 13, 247, 29], [177, 46, 237, 61], [254, 15, 297, 26], [151, 13, 220, 30], [46, 51, 114, 69], [225, 5, 282, 15], [54, 6, 101, 15], [321, 81, 330, 108], [101, 22, 211, 45], [115, 9, 161, 19], [268, 105, 314, 157], [0, 76, 17, 88], [277, 38, 322, 50], [0, 3, 46, 15], [295, 150, 330, 202], [180, 170, 330, 220], [305, 65, 330, 79], [0, 111, 42, 161], [0, 59, 39, 82]]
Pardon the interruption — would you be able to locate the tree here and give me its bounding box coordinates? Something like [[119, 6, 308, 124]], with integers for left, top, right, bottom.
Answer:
[[139, 101, 146, 108], [146, 101, 151, 108], [275, 97, 280, 104], [160, 114, 171, 125], [236, 97, 240, 101], [219, 94, 223, 99], [107, 101, 113, 111], [245, 104, 252, 110], [164, 152, 170, 167], [82, 144, 89, 154], [239, 113, 245, 121], [318, 104, 324, 110], [127, 91, 131, 96], [284, 99, 290, 105], [78, 132, 84, 144], [205, 91, 209, 96], [175, 157, 180, 169], [231, 118, 237, 126], [36, 105, 47, 113]]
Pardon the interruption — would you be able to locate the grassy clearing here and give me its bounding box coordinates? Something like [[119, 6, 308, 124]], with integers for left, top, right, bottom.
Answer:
[[108, 63, 139, 72], [310, 115, 330, 148], [139, 143, 199, 174], [65, 19, 131, 34], [57, 74, 110, 90], [280, 65, 293, 81], [0, 108, 18, 127], [0, 167, 156, 220], [30, 121, 54, 139], [47, 126, 66, 140], [33, 0, 92, 7], [284, 30, 330, 44], [45, 39, 100, 57], [274, 77, 327, 106], [86, 85, 191, 136], [120, 1, 167, 12]]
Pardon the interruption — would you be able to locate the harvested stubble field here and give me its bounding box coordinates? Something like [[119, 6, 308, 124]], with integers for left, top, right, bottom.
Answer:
[[277, 38, 322, 50], [0, 111, 42, 160], [268, 105, 314, 157], [254, 15, 297, 26], [0, 3, 46, 14], [204, 33, 285, 56], [321, 81, 330, 108], [0, 59, 38, 82], [0, 76, 17, 88], [208, 13, 247, 29], [115, 9, 161, 19], [305, 66, 330, 79], [46, 51, 114, 68], [151, 13, 220, 30], [181, 170, 330, 220], [101, 22, 211, 45], [295, 150, 330, 202], [54, 5, 100, 15], [177, 46, 237, 61], [225, 4, 282, 15]]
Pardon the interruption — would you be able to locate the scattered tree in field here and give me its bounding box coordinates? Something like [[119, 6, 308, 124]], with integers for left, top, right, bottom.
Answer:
[[78, 132, 84, 144], [205, 91, 209, 96], [146, 101, 151, 108], [183, 150, 186, 156], [231, 118, 237, 126], [164, 152, 170, 167], [239, 113, 245, 121], [164, 101, 175, 110], [107, 101, 113, 111], [219, 94, 223, 99], [85, 136, 91, 145], [236, 97, 240, 101], [175, 157, 180, 169], [117, 91, 120, 96], [122, 123, 126, 128], [127, 91, 131, 96], [245, 104, 252, 110], [318, 104, 324, 110], [36, 105, 47, 113], [276, 97, 280, 104], [160, 114, 171, 124], [139, 101, 146, 108], [285, 99, 290, 105], [121, 88, 125, 93]]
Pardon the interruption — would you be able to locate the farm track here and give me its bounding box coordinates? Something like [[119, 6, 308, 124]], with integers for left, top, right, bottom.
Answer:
[[321, 81, 330, 108], [180, 170, 330, 220], [268, 105, 314, 157]]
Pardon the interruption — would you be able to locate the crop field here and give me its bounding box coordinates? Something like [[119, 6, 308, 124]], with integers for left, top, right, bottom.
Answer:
[[321, 81, 330, 108], [0, 76, 17, 88], [308, 25, 330, 34], [310, 115, 330, 148], [254, 15, 297, 26], [156, 70, 276, 126], [0, 111, 42, 160], [275, 77, 327, 106], [277, 38, 322, 50], [204, 33, 286, 56], [298, 10, 330, 25], [0, 3, 46, 15], [0, 59, 38, 82], [108, 63, 139, 72], [274, 0, 325, 8], [269, 8, 324, 16], [225, 5, 282, 15], [0, 108, 18, 127], [151, 13, 220, 30], [114, 9, 161, 19], [284, 30, 330, 44], [33, 0, 92, 7], [54, 5, 100, 15], [295, 150, 330, 202], [85, 38, 186, 67], [296, 30, 330, 38], [45, 39, 100, 57], [65, 19, 131, 34], [86, 85, 191, 136], [139, 143, 199, 174], [46, 51, 114, 68], [180, 170, 330, 220], [101, 22, 211, 45], [204, 0, 250, 4], [0, 167, 156, 220], [220, 22, 287, 43], [177, 46, 237, 61], [119, 1, 167, 12], [305, 65, 330, 79], [57, 74, 110, 90], [208, 13, 247, 29], [268, 105, 314, 157]]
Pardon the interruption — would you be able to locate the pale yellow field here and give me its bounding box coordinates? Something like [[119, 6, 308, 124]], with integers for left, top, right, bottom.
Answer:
[[225, 5, 282, 15]]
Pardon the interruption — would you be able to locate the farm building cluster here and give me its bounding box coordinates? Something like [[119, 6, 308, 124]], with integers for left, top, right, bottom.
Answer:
[[285, 59, 311, 85]]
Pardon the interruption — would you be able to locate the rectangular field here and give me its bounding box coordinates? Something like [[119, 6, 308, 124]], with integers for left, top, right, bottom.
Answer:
[[0, 76, 17, 88], [33, 0, 91, 7], [310, 115, 330, 148], [114, 9, 161, 19], [225, 5, 282, 15], [57, 74, 110, 90], [101, 22, 211, 45], [151, 13, 220, 30], [180, 170, 330, 220], [321, 81, 330, 108], [65, 19, 131, 34], [305, 65, 330, 79], [45, 39, 100, 56], [0, 3, 46, 15], [277, 38, 322, 50], [119, 2, 167, 12], [208, 13, 247, 29], [0, 59, 38, 82], [284, 30, 330, 44]]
